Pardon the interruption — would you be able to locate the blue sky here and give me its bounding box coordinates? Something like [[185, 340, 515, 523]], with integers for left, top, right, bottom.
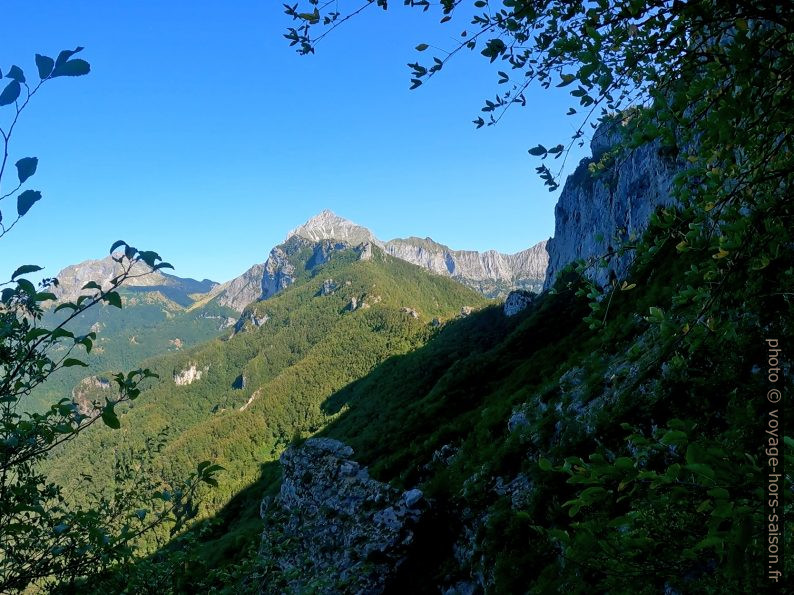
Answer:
[[1, 1, 589, 283]]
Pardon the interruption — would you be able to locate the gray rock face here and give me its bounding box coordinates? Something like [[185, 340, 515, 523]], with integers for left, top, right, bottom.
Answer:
[[233, 311, 269, 333], [356, 241, 374, 261], [319, 278, 337, 296], [51, 255, 217, 307], [288, 209, 383, 247], [544, 119, 680, 289], [503, 290, 534, 317], [385, 237, 547, 297], [259, 438, 425, 594], [400, 306, 420, 319], [209, 263, 265, 312], [217, 235, 355, 314]]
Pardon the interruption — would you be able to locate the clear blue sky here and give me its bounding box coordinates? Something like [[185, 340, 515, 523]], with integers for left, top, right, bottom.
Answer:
[[1, 1, 589, 283]]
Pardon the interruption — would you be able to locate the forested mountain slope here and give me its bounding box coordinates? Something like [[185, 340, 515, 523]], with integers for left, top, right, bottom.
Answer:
[[45, 243, 486, 556]]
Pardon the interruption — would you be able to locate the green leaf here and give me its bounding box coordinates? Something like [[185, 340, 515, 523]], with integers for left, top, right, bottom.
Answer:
[[694, 535, 723, 551], [26, 328, 51, 340], [685, 463, 715, 482], [104, 291, 122, 308], [528, 145, 547, 156], [556, 74, 575, 87], [101, 403, 121, 429], [0, 79, 21, 106], [63, 358, 88, 368], [6, 65, 25, 83], [613, 457, 634, 470], [17, 278, 36, 296], [17, 190, 42, 216], [660, 430, 687, 446], [51, 328, 74, 340], [707, 487, 729, 500], [11, 264, 43, 280], [81, 281, 102, 291], [35, 54, 55, 79], [54, 302, 78, 313], [15, 157, 38, 184], [647, 306, 664, 321], [54, 47, 84, 67], [52, 59, 90, 78], [415, 43, 429, 52], [109, 240, 127, 253], [137, 250, 161, 268], [538, 458, 553, 471]]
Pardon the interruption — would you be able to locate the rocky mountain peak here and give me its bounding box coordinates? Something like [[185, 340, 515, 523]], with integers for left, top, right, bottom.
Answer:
[[287, 210, 383, 247]]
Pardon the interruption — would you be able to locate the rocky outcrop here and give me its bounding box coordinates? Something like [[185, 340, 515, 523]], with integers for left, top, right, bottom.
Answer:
[[259, 438, 426, 594], [318, 279, 337, 296], [233, 311, 269, 333], [503, 290, 534, 317], [173, 363, 207, 386], [385, 237, 547, 297], [261, 243, 300, 300], [400, 306, 420, 319], [544, 119, 680, 289], [71, 376, 111, 417], [346, 296, 360, 312], [357, 241, 374, 261]]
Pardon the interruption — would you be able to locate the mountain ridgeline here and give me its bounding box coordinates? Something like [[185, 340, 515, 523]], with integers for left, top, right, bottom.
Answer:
[[35, 218, 544, 414], [45, 119, 786, 594]]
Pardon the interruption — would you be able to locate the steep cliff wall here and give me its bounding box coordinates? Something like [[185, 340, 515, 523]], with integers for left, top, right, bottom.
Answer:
[[386, 237, 547, 295], [544, 120, 680, 289]]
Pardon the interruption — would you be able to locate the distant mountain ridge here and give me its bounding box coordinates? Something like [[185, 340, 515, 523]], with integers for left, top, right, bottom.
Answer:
[[287, 210, 547, 296], [52, 255, 218, 308], [52, 210, 548, 314], [205, 210, 548, 307], [384, 236, 547, 297]]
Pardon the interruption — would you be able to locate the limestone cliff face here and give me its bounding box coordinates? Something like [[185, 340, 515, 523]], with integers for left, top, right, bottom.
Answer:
[[385, 237, 547, 296], [544, 120, 680, 289]]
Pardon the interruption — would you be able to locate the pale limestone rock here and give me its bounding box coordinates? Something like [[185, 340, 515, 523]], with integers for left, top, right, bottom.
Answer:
[[173, 363, 207, 386]]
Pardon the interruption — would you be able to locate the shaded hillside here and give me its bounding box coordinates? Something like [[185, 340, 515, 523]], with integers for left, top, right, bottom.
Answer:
[[110, 233, 791, 594]]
